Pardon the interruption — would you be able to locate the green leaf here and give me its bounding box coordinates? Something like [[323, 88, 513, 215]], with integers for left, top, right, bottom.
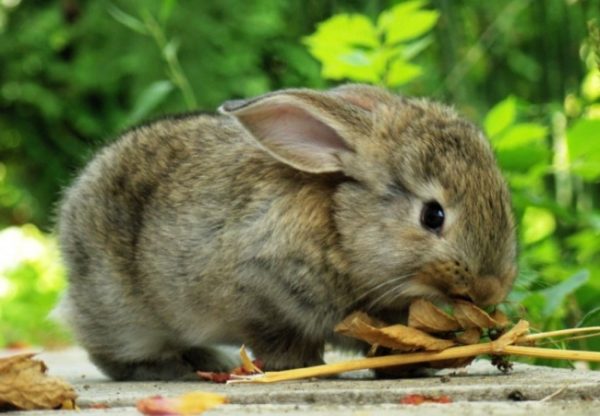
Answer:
[[107, 4, 148, 35], [484, 96, 517, 138], [581, 69, 600, 101], [303, 14, 380, 82], [567, 229, 600, 262], [521, 206, 556, 245], [378, 1, 439, 44], [567, 119, 600, 180], [386, 59, 422, 87], [494, 123, 549, 172], [322, 50, 381, 83], [125, 80, 174, 126], [539, 270, 589, 317], [401, 36, 433, 60], [304, 14, 379, 52], [493, 122, 548, 150], [159, 0, 177, 23]]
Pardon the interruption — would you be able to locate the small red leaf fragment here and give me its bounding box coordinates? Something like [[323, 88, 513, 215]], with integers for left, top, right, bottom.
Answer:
[[400, 394, 452, 405], [196, 371, 231, 383], [197, 348, 264, 383]]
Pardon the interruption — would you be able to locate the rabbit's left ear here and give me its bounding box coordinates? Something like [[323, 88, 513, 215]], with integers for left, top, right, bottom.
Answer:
[[219, 89, 369, 173]]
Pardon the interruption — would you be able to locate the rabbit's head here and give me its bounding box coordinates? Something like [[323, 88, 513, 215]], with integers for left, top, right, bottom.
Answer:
[[220, 84, 517, 313]]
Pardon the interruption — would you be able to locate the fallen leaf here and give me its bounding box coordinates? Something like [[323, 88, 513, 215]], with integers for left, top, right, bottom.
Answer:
[[452, 300, 500, 329], [408, 299, 461, 332], [455, 328, 482, 345], [197, 347, 264, 383], [335, 311, 454, 351], [196, 371, 232, 383], [0, 353, 77, 411], [88, 403, 110, 409], [239, 345, 263, 374], [400, 394, 452, 405], [490, 309, 509, 328], [137, 391, 227, 415]]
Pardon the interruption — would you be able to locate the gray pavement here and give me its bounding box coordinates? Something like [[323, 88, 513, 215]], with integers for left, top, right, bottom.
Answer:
[[3, 347, 600, 415]]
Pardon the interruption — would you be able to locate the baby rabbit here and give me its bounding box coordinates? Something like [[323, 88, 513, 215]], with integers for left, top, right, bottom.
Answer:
[[57, 84, 517, 380]]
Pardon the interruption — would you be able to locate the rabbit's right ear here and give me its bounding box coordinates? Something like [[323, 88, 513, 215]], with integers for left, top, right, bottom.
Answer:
[[219, 90, 370, 174]]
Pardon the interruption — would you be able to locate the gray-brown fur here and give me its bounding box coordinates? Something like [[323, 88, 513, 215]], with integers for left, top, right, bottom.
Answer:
[[57, 84, 516, 380]]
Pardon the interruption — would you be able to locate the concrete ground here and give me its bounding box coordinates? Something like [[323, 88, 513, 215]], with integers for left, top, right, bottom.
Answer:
[[3, 347, 600, 415]]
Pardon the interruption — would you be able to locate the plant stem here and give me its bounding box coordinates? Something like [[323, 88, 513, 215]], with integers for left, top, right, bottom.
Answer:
[[142, 9, 197, 109]]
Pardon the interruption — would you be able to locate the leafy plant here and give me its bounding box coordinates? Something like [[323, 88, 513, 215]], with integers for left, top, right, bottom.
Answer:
[[0, 225, 70, 347], [304, 0, 438, 87]]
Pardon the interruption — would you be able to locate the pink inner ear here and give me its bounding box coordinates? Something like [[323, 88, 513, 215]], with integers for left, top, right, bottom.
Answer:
[[246, 105, 349, 151], [236, 103, 352, 172]]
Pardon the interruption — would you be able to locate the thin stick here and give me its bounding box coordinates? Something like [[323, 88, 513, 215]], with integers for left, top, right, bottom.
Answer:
[[231, 342, 600, 384], [536, 333, 600, 346], [502, 345, 600, 362], [518, 326, 600, 342], [229, 324, 600, 384], [540, 385, 568, 402], [230, 343, 496, 383]]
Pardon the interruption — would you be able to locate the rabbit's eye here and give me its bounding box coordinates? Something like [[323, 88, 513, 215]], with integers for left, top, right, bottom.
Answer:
[[420, 201, 444, 233]]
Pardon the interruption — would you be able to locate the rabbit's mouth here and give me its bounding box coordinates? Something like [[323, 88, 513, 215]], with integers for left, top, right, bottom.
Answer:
[[412, 261, 509, 308]]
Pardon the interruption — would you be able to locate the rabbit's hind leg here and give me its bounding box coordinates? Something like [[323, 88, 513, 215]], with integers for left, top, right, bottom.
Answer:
[[89, 352, 197, 381], [89, 346, 236, 381]]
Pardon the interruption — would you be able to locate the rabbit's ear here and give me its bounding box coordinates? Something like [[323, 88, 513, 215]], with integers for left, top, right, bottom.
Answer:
[[219, 90, 368, 173]]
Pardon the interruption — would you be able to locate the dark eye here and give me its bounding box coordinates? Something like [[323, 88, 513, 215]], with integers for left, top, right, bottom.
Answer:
[[420, 201, 445, 233]]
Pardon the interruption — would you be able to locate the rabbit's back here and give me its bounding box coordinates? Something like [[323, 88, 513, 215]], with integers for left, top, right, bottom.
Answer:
[[58, 113, 234, 358], [58, 113, 346, 365]]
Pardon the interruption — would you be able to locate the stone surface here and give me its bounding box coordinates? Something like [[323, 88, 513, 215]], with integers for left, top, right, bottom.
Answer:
[[2, 347, 599, 415]]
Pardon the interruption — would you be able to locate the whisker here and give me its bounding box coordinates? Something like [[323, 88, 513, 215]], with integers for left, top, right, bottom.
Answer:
[[333, 273, 413, 310], [366, 280, 411, 312], [351, 274, 413, 308]]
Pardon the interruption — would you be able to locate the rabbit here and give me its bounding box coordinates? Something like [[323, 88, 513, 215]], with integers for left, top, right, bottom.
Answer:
[[56, 84, 517, 381]]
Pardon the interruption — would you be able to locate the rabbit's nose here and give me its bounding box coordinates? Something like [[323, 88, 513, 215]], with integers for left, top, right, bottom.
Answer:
[[465, 276, 505, 307], [446, 276, 504, 307]]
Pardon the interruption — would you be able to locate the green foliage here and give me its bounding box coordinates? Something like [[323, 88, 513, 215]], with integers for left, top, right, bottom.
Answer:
[[304, 0, 438, 87], [567, 119, 600, 180], [0, 225, 70, 347], [0, 0, 326, 229]]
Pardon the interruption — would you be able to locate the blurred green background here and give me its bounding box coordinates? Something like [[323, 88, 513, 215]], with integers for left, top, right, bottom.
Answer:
[[0, 0, 599, 366]]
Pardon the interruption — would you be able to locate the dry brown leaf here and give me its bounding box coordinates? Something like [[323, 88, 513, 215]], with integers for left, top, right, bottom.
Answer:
[[452, 300, 500, 329], [380, 325, 455, 351], [240, 345, 263, 374], [198, 345, 264, 383], [490, 309, 509, 328], [0, 353, 77, 411], [335, 312, 454, 351], [455, 328, 482, 345], [408, 299, 461, 333]]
